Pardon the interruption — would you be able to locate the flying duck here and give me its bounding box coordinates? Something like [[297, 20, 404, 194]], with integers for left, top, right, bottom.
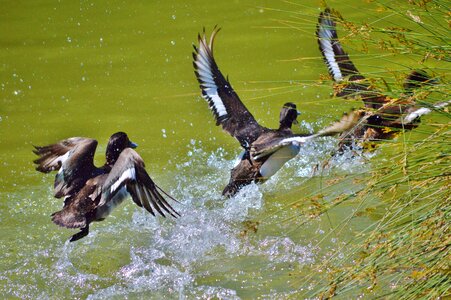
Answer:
[[33, 132, 179, 242], [316, 8, 448, 150], [193, 28, 359, 197]]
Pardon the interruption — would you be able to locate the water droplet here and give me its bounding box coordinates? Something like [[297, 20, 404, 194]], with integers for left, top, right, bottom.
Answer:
[[66, 36, 72, 43], [170, 40, 175, 46], [172, 15, 176, 20]]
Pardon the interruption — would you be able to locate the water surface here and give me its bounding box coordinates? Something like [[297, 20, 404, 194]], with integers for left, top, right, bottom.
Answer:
[[0, 1, 439, 298]]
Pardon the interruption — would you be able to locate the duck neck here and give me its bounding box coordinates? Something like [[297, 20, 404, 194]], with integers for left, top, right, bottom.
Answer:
[[105, 150, 120, 169], [279, 120, 293, 131], [102, 159, 115, 172]]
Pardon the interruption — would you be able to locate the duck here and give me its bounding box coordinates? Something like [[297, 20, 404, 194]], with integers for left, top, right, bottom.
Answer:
[[193, 28, 360, 197], [316, 8, 448, 150], [33, 132, 179, 242]]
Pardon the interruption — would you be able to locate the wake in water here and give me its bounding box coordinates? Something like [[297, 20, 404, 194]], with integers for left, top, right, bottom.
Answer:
[[2, 135, 370, 299], [85, 138, 369, 298]]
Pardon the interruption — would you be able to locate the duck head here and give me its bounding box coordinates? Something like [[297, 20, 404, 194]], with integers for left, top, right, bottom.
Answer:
[[403, 70, 437, 95], [279, 102, 300, 129], [105, 132, 137, 166]]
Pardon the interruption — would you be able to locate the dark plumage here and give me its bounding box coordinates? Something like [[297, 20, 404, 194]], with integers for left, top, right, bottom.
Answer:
[[33, 132, 178, 242], [193, 28, 359, 196], [316, 8, 447, 150]]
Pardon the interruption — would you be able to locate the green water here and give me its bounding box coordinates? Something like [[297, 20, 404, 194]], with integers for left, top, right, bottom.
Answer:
[[0, 1, 441, 299]]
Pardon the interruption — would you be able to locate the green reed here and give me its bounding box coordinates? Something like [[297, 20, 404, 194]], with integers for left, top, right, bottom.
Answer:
[[282, 1, 450, 298]]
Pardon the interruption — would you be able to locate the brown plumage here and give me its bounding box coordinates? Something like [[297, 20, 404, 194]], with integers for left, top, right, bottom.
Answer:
[[316, 8, 444, 150], [34, 132, 178, 242], [193, 28, 305, 196], [193, 28, 364, 196]]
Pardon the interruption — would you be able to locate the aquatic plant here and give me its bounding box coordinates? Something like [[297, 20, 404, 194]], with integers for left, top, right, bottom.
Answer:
[[280, 1, 450, 298]]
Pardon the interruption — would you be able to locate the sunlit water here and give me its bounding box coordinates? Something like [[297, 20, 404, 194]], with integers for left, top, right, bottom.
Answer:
[[2, 134, 373, 299], [0, 0, 435, 298]]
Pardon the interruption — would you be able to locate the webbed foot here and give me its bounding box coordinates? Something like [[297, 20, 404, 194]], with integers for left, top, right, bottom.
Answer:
[[69, 226, 89, 242]]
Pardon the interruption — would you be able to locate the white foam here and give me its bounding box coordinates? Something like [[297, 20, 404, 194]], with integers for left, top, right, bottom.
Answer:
[[18, 135, 372, 299]]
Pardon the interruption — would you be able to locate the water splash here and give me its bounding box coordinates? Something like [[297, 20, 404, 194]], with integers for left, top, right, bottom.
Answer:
[[2, 136, 366, 299]]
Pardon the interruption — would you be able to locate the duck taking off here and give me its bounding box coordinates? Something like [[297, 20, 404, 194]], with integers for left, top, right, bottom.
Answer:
[[316, 8, 448, 150], [193, 28, 359, 197], [33, 132, 179, 242]]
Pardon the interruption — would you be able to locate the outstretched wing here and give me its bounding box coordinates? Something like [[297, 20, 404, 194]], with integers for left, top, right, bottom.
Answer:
[[51, 181, 98, 229], [193, 27, 265, 147], [33, 137, 98, 198], [316, 8, 362, 82], [401, 100, 450, 124], [100, 148, 179, 218], [251, 110, 363, 160], [251, 134, 312, 161], [317, 8, 388, 109]]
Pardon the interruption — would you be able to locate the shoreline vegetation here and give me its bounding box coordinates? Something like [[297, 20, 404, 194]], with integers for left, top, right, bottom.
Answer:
[[284, 1, 449, 298]]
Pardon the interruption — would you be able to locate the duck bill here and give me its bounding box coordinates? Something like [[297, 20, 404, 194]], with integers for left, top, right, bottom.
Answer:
[[293, 110, 301, 124], [129, 141, 138, 148]]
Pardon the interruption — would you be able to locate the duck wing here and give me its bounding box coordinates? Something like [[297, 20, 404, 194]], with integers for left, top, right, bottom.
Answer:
[[316, 8, 362, 82], [317, 8, 387, 109], [401, 100, 451, 124], [33, 137, 98, 198], [100, 148, 179, 218], [251, 110, 363, 160], [193, 27, 265, 148], [250, 134, 312, 161], [51, 180, 99, 229]]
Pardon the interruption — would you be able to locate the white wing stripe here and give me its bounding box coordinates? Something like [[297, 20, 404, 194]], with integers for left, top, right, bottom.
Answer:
[[253, 136, 315, 160], [403, 100, 450, 123], [197, 73, 215, 85], [110, 167, 136, 194], [195, 63, 215, 80], [197, 49, 211, 68], [318, 15, 343, 81], [318, 31, 342, 81], [195, 36, 229, 119], [195, 55, 211, 71], [56, 151, 71, 174], [204, 90, 227, 117], [279, 136, 314, 145]]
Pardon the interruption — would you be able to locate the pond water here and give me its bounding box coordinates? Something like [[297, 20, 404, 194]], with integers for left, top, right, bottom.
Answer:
[[0, 0, 441, 299]]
